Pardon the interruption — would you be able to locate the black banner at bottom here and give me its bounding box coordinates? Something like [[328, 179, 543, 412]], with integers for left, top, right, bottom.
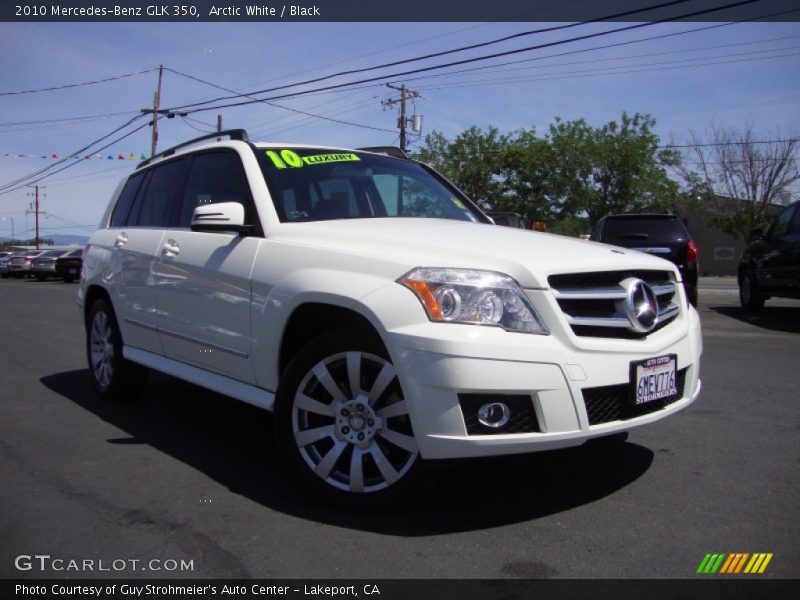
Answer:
[[3, 579, 799, 600]]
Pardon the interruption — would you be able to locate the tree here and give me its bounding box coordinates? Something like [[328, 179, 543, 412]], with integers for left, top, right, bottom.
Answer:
[[675, 121, 799, 240], [547, 112, 681, 228], [495, 128, 555, 223], [414, 113, 682, 233], [415, 126, 510, 206]]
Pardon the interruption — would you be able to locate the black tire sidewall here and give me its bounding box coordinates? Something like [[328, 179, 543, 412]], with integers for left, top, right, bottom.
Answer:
[[739, 270, 764, 310]]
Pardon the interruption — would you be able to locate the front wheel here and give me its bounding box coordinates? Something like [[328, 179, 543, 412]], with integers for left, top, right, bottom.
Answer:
[[739, 270, 765, 311], [274, 329, 425, 509], [86, 299, 148, 399]]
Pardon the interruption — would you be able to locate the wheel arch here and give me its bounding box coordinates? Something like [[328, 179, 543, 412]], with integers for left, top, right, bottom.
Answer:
[[278, 301, 387, 378], [83, 284, 114, 325]]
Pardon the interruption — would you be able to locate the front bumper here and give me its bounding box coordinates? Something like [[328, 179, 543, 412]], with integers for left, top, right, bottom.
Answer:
[[370, 286, 702, 460]]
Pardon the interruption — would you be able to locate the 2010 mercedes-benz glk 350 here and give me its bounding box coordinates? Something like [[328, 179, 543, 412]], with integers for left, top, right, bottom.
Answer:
[[79, 130, 702, 508]]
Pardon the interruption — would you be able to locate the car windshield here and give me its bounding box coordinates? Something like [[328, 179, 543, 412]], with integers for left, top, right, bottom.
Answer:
[[64, 249, 83, 257], [604, 217, 688, 244], [256, 147, 483, 223], [39, 250, 66, 258]]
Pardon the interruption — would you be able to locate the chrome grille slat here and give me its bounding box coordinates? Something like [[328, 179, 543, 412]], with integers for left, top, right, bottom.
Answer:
[[548, 270, 681, 339]]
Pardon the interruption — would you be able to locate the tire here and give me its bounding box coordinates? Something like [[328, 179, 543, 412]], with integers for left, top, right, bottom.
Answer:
[[14, 273, 24, 279], [274, 329, 426, 509], [36, 274, 47, 282], [86, 299, 148, 400], [63, 276, 75, 283], [739, 269, 765, 311]]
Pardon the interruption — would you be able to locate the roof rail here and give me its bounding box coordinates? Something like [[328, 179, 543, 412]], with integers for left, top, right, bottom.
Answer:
[[356, 146, 409, 160], [137, 129, 250, 169]]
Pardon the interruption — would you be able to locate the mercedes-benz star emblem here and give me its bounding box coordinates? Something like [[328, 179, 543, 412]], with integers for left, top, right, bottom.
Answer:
[[620, 277, 658, 333]]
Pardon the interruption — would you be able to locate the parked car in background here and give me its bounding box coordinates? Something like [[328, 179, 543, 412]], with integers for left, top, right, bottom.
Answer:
[[487, 211, 527, 229], [7, 249, 48, 279], [55, 248, 84, 283], [30, 249, 71, 281], [591, 212, 699, 306], [738, 200, 800, 310], [0, 251, 13, 278]]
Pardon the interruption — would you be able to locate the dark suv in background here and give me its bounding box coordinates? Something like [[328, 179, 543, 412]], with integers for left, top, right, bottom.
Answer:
[[591, 212, 699, 306], [738, 200, 800, 311]]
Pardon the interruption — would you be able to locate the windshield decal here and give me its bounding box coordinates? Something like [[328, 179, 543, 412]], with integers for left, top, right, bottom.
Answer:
[[266, 149, 360, 169]]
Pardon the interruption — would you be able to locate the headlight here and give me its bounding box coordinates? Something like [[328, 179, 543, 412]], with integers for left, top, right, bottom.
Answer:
[[399, 268, 548, 334]]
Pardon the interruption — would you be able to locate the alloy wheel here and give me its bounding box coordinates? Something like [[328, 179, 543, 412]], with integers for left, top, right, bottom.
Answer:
[[89, 310, 115, 390], [291, 351, 418, 493]]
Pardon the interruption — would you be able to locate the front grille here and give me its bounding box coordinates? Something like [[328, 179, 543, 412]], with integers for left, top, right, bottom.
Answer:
[[582, 368, 688, 425], [548, 269, 679, 339], [457, 394, 540, 435]]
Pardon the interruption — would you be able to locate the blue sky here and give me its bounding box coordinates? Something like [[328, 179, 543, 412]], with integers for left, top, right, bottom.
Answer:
[[1, 20, 799, 239]]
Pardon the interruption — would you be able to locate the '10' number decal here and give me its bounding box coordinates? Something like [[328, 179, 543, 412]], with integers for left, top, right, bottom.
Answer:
[[266, 149, 303, 169]]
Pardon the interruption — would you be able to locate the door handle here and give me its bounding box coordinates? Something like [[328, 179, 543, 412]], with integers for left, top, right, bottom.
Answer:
[[114, 233, 128, 247], [163, 240, 180, 256]]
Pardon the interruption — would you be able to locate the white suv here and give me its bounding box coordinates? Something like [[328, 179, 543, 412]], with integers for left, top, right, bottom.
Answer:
[[79, 130, 702, 507]]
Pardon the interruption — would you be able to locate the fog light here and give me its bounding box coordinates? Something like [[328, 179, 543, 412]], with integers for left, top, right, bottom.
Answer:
[[477, 402, 510, 428]]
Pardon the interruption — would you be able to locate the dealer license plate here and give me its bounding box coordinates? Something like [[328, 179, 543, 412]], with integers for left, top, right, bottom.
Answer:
[[631, 354, 677, 405]]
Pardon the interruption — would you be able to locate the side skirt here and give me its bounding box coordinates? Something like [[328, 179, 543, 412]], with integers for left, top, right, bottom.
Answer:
[[123, 346, 275, 411]]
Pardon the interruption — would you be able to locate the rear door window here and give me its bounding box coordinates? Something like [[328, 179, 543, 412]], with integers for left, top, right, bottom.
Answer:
[[110, 173, 145, 228]]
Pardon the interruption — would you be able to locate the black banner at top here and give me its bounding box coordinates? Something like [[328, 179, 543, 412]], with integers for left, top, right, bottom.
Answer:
[[2, 0, 799, 22]]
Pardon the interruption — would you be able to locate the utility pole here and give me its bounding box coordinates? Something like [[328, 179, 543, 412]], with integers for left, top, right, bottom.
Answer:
[[140, 66, 187, 157], [141, 65, 164, 157], [25, 185, 44, 249], [383, 83, 422, 153], [217, 115, 222, 133]]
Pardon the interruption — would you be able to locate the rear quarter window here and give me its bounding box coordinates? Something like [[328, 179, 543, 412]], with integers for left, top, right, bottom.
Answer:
[[110, 173, 145, 227]]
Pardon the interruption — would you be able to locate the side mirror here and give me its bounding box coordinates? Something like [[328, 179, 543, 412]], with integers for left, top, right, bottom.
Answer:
[[190, 202, 254, 235], [749, 227, 764, 242]]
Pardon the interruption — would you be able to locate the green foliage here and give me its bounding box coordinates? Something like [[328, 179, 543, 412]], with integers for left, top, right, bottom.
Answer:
[[414, 112, 682, 232]]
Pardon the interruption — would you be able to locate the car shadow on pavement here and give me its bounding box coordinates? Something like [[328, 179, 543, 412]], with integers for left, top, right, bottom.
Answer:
[[710, 305, 800, 333], [41, 369, 654, 535]]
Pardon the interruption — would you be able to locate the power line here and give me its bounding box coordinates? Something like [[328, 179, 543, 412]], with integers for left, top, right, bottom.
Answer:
[[0, 110, 141, 128], [256, 97, 381, 137], [0, 114, 146, 192], [0, 118, 150, 198], [660, 139, 799, 149], [175, 0, 763, 116], [0, 68, 158, 96], [166, 68, 396, 133], [394, 32, 800, 86], [413, 49, 800, 91], [169, 0, 703, 113], [237, 10, 798, 104]]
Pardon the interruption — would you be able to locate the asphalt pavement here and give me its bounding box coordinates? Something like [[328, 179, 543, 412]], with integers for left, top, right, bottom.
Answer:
[[0, 277, 798, 579]]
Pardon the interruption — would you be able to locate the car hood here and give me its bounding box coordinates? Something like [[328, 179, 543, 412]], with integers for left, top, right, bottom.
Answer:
[[271, 218, 679, 288]]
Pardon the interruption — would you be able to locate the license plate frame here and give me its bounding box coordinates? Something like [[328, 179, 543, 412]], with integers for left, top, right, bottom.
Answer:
[[630, 354, 678, 406]]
